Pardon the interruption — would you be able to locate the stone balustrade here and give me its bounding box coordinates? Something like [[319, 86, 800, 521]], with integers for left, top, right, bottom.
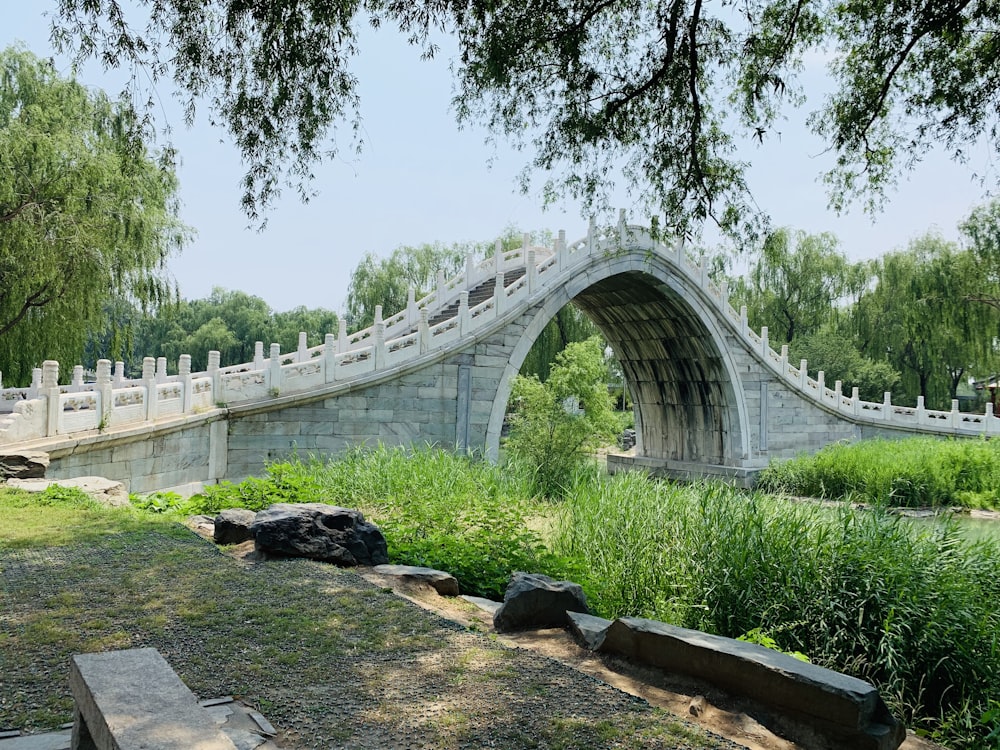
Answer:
[[2, 211, 998, 447]]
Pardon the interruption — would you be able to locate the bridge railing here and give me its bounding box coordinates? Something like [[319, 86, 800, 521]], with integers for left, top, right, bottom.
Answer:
[[4, 211, 1000, 446]]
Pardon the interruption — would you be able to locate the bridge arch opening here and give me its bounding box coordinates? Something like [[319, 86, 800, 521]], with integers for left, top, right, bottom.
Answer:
[[487, 260, 751, 472]]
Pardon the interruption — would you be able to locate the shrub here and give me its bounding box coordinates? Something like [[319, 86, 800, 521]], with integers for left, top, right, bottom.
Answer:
[[505, 337, 618, 497]]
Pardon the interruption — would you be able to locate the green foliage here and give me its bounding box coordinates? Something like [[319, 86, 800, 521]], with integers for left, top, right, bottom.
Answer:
[[790, 328, 900, 402], [505, 337, 618, 497], [730, 229, 868, 343], [520, 305, 601, 382], [51, 3, 1000, 238], [758, 437, 1000, 509], [345, 243, 469, 330], [127, 287, 339, 373], [736, 628, 810, 663], [852, 234, 1000, 408], [0, 45, 187, 384]]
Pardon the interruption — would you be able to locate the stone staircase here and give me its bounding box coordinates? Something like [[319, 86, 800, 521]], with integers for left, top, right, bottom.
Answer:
[[428, 267, 526, 328]]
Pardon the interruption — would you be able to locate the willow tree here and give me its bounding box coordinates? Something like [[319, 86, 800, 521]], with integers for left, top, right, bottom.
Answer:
[[48, 1, 1000, 241], [0, 46, 186, 384], [853, 235, 999, 408]]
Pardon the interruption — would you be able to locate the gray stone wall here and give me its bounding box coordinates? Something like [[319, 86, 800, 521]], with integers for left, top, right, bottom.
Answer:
[[45, 418, 228, 494]]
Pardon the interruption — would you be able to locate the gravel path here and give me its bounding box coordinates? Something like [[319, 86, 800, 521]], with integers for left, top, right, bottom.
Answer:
[[0, 530, 745, 749]]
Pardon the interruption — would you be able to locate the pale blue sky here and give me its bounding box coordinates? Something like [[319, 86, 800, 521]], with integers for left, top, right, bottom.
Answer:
[[5, 4, 992, 313]]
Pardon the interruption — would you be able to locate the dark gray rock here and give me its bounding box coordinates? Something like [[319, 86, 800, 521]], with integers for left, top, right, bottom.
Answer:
[[566, 611, 612, 651], [250, 503, 388, 566], [597, 617, 905, 750], [372, 564, 460, 596], [0, 450, 49, 480], [214, 508, 257, 545], [492, 572, 589, 632]]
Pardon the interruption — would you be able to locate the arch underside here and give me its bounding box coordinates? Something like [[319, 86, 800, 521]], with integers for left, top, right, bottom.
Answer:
[[572, 271, 740, 465]]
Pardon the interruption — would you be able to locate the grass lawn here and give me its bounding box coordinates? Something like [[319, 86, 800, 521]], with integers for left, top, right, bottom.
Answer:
[[0, 487, 736, 750]]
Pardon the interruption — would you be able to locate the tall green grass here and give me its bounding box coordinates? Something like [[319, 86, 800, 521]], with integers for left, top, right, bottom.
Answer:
[[552, 473, 1000, 745], [757, 437, 1000, 508]]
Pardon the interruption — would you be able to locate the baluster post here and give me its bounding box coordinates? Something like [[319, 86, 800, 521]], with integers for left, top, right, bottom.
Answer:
[[760, 326, 769, 357], [156, 357, 167, 383], [799, 359, 808, 389], [419, 308, 430, 353], [459, 291, 471, 335], [254, 341, 265, 370], [467, 252, 477, 288], [208, 351, 221, 406], [852, 387, 861, 416], [436, 269, 446, 307], [142, 357, 158, 422], [374, 319, 386, 369], [527, 249, 538, 293], [494, 239, 503, 274], [269, 343, 281, 395], [114, 361, 125, 386], [30, 367, 41, 399], [618, 208, 627, 245], [297, 332, 308, 362], [338, 319, 348, 353], [178, 354, 192, 413], [96, 359, 112, 427], [407, 287, 417, 326], [324, 333, 336, 383], [43, 360, 60, 436], [72, 365, 84, 387], [883, 391, 892, 420], [494, 272, 505, 316]]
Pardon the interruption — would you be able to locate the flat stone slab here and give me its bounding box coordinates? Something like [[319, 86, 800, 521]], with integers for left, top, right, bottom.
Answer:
[[0, 731, 70, 750], [6, 477, 128, 507], [372, 564, 460, 596], [70, 648, 238, 750], [597, 617, 905, 749], [460, 595, 502, 615]]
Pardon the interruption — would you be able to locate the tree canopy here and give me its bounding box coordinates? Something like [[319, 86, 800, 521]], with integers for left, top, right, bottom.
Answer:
[[0, 45, 186, 385], [48, 1, 1000, 238]]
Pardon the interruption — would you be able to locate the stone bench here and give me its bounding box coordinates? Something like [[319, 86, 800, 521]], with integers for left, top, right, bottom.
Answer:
[[69, 648, 238, 750]]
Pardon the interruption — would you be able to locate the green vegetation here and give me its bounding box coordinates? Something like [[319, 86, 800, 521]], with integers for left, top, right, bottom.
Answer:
[[0, 45, 187, 384], [505, 336, 619, 497], [51, 3, 1000, 242], [135, 444, 1000, 747], [758, 437, 1000, 509]]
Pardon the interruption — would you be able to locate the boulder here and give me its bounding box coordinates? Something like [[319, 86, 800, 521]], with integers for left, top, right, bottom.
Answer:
[[5, 476, 128, 507], [0, 450, 49, 480], [214, 508, 257, 545], [372, 564, 460, 596], [250, 503, 388, 566], [492, 572, 589, 632]]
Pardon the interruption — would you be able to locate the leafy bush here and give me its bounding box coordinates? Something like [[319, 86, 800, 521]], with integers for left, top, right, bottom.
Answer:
[[758, 437, 1000, 508], [505, 336, 618, 497]]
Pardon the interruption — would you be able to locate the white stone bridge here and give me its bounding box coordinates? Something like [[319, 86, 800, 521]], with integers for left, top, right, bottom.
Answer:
[[2, 213, 995, 493]]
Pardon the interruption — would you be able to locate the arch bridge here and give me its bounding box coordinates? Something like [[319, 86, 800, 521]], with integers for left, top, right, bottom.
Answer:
[[2, 214, 991, 493]]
